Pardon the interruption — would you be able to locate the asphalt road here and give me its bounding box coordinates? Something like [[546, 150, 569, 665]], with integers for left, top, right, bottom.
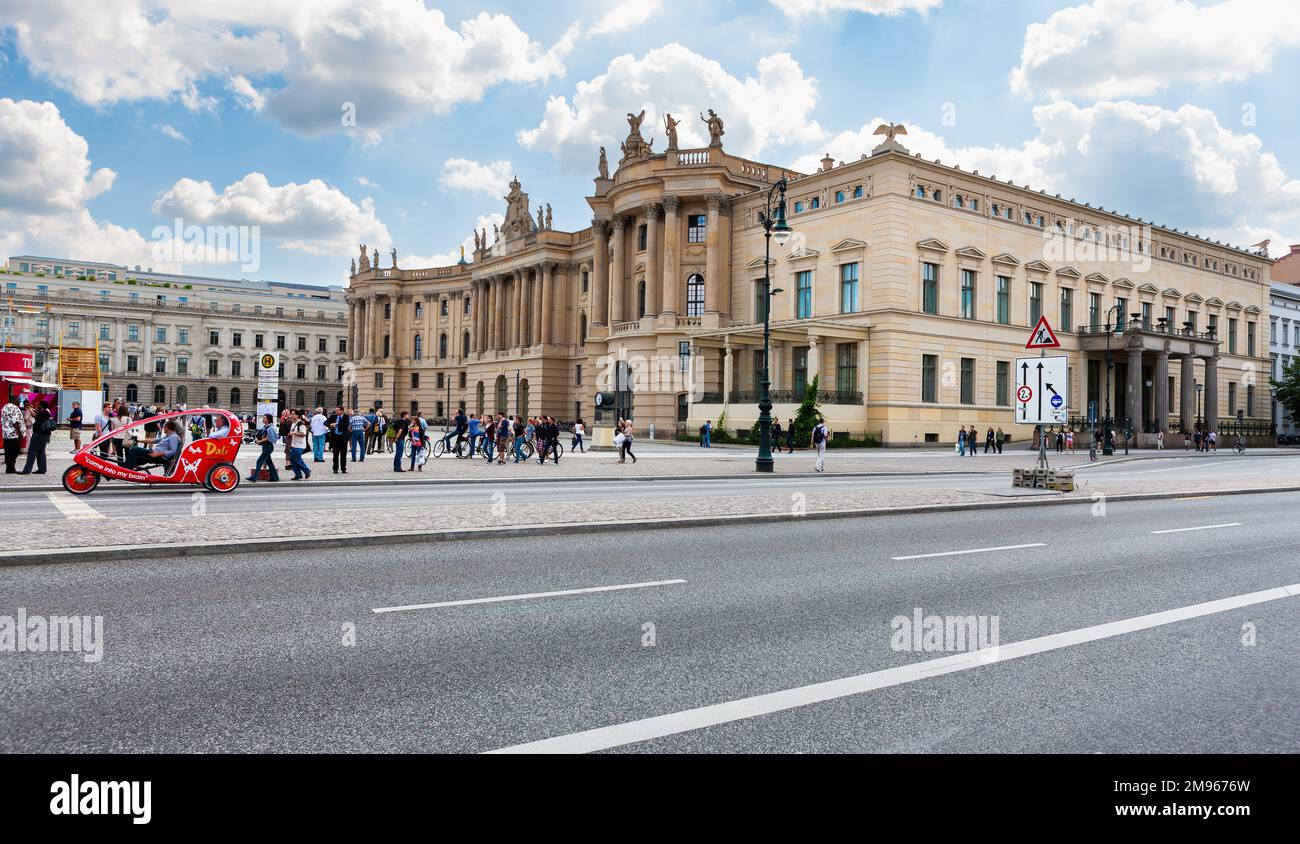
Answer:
[[4, 452, 1299, 520], [2, 491, 1296, 752]]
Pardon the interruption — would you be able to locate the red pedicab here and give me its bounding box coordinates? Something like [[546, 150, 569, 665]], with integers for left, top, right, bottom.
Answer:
[[61, 408, 244, 495]]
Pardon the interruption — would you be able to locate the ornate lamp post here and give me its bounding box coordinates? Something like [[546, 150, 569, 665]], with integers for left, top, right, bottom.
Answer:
[[1102, 304, 1122, 455], [755, 177, 792, 473]]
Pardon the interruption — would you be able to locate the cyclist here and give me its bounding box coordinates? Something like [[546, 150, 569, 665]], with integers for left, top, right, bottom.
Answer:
[[442, 408, 467, 456]]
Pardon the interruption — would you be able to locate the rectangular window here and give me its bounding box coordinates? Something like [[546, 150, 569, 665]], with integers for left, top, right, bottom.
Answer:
[[1187, 311, 1197, 333], [231, 360, 241, 377], [835, 190, 845, 203], [677, 342, 689, 373], [374, 373, 383, 389], [317, 364, 326, 381], [922, 262, 938, 315], [1029, 282, 1043, 324], [996, 276, 1010, 324], [276, 335, 286, 350], [754, 281, 768, 324], [839, 263, 859, 313], [99, 323, 110, 341], [1248, 323, 1256, 357], [177, 357, 188, 376], [338, 339, 347, 354], [411, 373, 420, 389], [208, 359, 218, 376], [232, 332, 242, 347], [126, 355, 138, 373], [796, 270, 813, 319], [921, 354, 937, 403], [1142, 302, 1152, 330], [1208, 313, 1218, 339], [128, 324, 140, 342], [687, 214, 706, 243], [296, 364, 306, 380], [1228, 383, 1237, 415], [99, 353, 109, 373], [297, 337, 306, 351], [637, 224, 647, 251], [178, 328, 189, 345], [318, 337, 327, 352], [996, 361, 1010, 406], [793, 347, 808, 394], [960, 269, 976, 319], [1088, 292, 1100, 330], [155, 326, 166, 343], [1247, 384, 1255, 415], [1059, 288, 1073, 333], [1115, 297, 1127, 328], [1228, 318, 1238, 354], [836, 343, 858, 395], [154, 356, 166, 374], [960, 358, 975, 404]]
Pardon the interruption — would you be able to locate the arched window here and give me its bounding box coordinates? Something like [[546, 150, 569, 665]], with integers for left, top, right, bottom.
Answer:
[[686, 274, 705, 317], [175, 386, 187, 406], [126, 383, 138, 402], [637, 281, 646, 319], [462, 331, 470, 358], [476, 381, 485, 416], [153, 385, 166, 404], [494, 375, 508, 415], [207, 386, 218, 406], [230, 388, 241, 407], [579, 313, 587, 345], [438, 333, 447, 359], [295, 389, 305, 407], [316, 390, 326, 408], [413, 334, 423, 360]]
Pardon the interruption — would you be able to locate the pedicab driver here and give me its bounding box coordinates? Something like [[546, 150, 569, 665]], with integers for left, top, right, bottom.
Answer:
[[124, 419, 183, 470]]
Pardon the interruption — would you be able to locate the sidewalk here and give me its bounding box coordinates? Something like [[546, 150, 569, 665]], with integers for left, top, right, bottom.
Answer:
[[4, 438, 1289, 491]]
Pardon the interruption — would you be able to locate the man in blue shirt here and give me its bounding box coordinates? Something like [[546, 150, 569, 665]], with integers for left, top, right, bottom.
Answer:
[[443, 409, 467, 453], [124, 420, 181, 470], [467, 413, 482, 456], [349, 407, 368, 462]]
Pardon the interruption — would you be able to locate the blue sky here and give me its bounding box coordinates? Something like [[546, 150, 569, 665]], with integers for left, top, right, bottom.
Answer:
[[1, 0, 1297, 287]]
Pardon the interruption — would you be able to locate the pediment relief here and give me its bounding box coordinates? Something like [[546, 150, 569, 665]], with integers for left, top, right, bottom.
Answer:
[[990, 252, 1021, 266], [829, 238, 868, 253], [1024, 260, 1052, 274], [1137, 282, 1160, 294], [1161, 287, 1182, 298], [1084, 272, 1110, 284], [1204, 296, 1223, 306], [1184, 292, 1204, 304], [1225, 300, 1243, 311], [1244, 304, 1262, 314], [1055, 266, 1082, 279], [955, 246, 988, 260], [1112, 277, 1134, 289], [916, 237, 949, 253], [744, 257, 775, 270]]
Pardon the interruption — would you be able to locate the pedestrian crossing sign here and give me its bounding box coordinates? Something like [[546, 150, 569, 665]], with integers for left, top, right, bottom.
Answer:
[[1025, 315, 1061, 349]]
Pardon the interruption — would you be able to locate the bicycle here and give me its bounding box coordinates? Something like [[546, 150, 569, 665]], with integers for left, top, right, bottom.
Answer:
[[1233, 436, 1245, 454], [1088, 441, 1098, 461]]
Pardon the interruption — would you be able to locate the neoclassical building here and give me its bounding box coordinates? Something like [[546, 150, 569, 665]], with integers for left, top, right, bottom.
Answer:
[[345, 113, 1274, 446]]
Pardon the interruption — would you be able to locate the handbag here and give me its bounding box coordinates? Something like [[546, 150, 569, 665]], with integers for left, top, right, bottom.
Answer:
[[614, 433, 626, 446]]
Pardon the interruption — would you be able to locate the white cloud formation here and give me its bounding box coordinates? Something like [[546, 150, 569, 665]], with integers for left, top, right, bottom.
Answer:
[[152, 172, 391, 255], [0, 0, 573, 138], [519, 44, 823, 169], [590, 0, 661, 36], [404, 212, 505, 268], [155, 123, 190, 143], [438, 159, 513, 198], [0, 98, 162, 266], [800, 102, 1299, 256], [776, 0, 942, 15], [1010, 0, 1300, 100]]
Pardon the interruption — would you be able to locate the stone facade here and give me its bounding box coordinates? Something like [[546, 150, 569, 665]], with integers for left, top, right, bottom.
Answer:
[[346, 118, 1274, 446], [3, 255, 348, 412]]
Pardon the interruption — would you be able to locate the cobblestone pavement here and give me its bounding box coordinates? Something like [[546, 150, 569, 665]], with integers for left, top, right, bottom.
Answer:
[[4, 473, 1295, 555], [4, 435, 1285, 490]]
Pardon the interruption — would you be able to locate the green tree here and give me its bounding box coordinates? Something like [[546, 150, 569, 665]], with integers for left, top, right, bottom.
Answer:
[[793, 375, 822, 448], [1271, 356, 1300, 426]]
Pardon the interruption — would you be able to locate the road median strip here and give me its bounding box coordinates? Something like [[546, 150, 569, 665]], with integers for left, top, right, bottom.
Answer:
[[2, 484, 1298, 568]]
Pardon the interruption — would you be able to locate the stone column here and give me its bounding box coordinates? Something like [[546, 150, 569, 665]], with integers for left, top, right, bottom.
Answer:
[[346, 301, 356, 359], [370, 295, 383, 358], [531, 266, 543, 345], [540, 262, 554, 345], [610, 216, 626, 325], [493, 276, 505, 352], [1204, 354, 1218, 434], [114, 317, 125, 372], [592, 219, 609, 326], [662, 196, 680, 315], [1126, 347, 1142, 429], [1180, 354, 1195, 432], [723, 341, 733, 404], [705, 195, 722, 315], [473, 282, 484, 353], [513, 270, 525, 348], [1154, 349, 1170, 432], [858, 339, 869, 403], [644, 203, 661, 317]]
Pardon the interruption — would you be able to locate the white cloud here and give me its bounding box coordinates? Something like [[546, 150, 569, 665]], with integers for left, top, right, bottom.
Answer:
[[355, 176, 379, 189], [776, 0, 942, 16], [438, 159, 513, 198], [1011, 0, 1300, 100], [519, 44, 823, 169], [155, 123, 190, 143], [800, 102, 1300, 256], [590, 0, 660, 36], [0, 0, 572, 137], [0, 98, 162, 266], [152, 172, 391, 255], [404, 212, 505, 268]]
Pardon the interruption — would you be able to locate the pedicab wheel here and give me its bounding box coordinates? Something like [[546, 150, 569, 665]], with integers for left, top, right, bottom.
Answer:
[[205, 462, 241, 493], [61, 466, 100, 495]]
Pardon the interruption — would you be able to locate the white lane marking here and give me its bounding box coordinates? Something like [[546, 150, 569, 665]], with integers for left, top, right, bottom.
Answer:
[[1150, 522, 1243, 535], [44, 492, 106, 520], [891, 542, 1045, 561], [372, 578, 686, 614], [488, 582, 1300, 754]]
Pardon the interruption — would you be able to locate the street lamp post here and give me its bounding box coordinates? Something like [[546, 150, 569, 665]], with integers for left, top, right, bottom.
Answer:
[[755, 177, 792, 473], [1102, 304, 1122, 456], [1196, 381, 1203, 429]]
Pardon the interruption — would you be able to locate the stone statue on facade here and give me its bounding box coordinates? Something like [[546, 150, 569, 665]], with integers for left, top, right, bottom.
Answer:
[[473, 230, 481, 252], [626, 109, 645, 136], [350, 258, 356, 276], [358, 244, 370, 272], [871, 122, 910, 155], [700, 109, 724, 147], [502, 175, 534, 241], [545, 203, 553, 230], [390, 248, 398, 268], [619, 109, 655, 162], [493, 223, 499, 242], [664, 113, 680, 151], [598, 146, 609, 179], [373, 248, 379, 269], [537, 207, 545, 231]]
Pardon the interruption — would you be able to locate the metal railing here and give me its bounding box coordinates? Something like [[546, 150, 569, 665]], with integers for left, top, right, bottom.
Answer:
[[1076, 321, 1219, 341]]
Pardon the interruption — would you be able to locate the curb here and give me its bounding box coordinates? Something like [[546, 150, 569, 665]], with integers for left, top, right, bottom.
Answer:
[[3, 484, 1298, 568]]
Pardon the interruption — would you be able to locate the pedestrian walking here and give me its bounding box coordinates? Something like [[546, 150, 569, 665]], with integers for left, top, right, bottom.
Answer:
[[246, 414, 280, 482], [786, 418, 796, 454], [984, 426, 994, 454], [995, 427, 1005, 454], [700, 419, 712, 447], [310, 407, 327, 462], [512, 416, 526, 463], [957, 426, 966, 456], [772, 420, 783, 454], [18, 400, 52, 474], [1156, 429, 1165, 450], [1065, 429, 1075, 454], [407, 415, 427, 471], [349, 408, 367, 462], [391, 411, 410, 471], [496, 412, 511, 464], [572, 418, 586, 453], [288, 411, 311, 480], [813, 418, 828, 472], [67, 401, 83, 452], [2, 395, 26, 474], [621, 419, 637, 463], [328, 406, 350, 473]]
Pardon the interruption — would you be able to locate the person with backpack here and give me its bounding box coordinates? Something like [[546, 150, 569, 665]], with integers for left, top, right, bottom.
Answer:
[[246, 413, 280, 482], [812, 418, 829, 472], [700, 419, 712, 448]]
